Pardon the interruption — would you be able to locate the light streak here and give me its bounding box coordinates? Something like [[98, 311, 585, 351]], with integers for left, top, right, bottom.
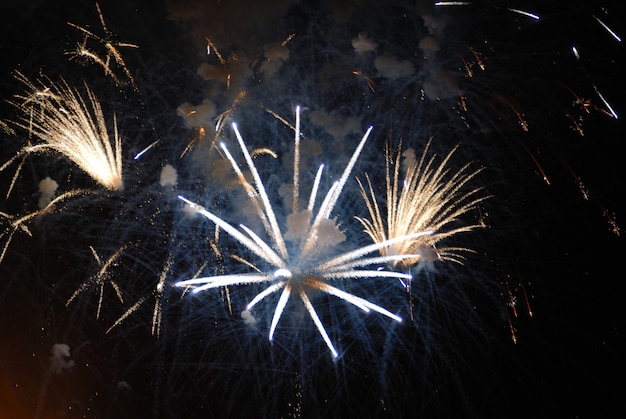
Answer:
[[593, 15, 622, 43], [435, 1, 472, 5], [134, 140, 160, 160], [507, 8, 540, 21], [592, 84, 619, 120]]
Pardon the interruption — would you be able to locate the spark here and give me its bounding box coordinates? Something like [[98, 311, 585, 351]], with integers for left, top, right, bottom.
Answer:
[[522, 145, 551, 186], [66, 2, 139, 91], [10, 72, 124, 191], [205, 36, 232, 90], [355, 139, 487, 272], [565, 165, 620, 236], [66, 35, 117, 82], [0, 211, 31, 265], [250, 148, 278, 159], [498, 96, 528, 131], [521, 280, 533, 317], [1, 120, 14, 135], [265, 107, 298, 133], [152, 259, 173, 337], [593, 15, 622, 43], [507, 8, 540, 21], [0, 150, 28, 199], [353, 70, 376, 93], [501, 265, 533, 344], [106, 295, 148, 334], [592, 84, 619, 120], [562, 83, 615, 119], [9, 189, 91, 229], [566, 113, 585, 137], [435, 2, 472, 6], [176, 107, 430, 358], [205, 36, 227, 65], [1, 189, 89, 264], [281, 33, 296, 47], [595, 202, 621, 237], [134, 140, 160, 160], [180, 90, 247, 159], [566, 164, 590, 200], [457, 54, 473, 78], [469, 47, 485, 70], [458, 95, 468, 112], [65, 245, 128, 320], [105, 258, 173, 336], [502, 278, 518, 343]]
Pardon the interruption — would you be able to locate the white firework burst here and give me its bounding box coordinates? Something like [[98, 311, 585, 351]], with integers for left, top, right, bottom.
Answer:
[[176, 106, 431, 358]]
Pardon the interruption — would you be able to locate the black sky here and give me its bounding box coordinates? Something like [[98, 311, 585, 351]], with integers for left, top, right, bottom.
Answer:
[[1, 1, 625, 418]]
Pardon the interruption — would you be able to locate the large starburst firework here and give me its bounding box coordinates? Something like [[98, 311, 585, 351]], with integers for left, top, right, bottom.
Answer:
[[176, 106, 432, 358]]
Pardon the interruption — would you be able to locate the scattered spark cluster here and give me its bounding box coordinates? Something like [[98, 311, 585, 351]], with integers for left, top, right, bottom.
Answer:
[[8, 72, 123, 192]]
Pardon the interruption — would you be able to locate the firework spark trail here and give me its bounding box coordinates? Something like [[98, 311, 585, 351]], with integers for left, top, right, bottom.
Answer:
[[0, 211, 30, 265], [356, 139, 488, 272], [66, 2, 139, 91], [10, 72, 123, 191], [133, 140, 160, 160], [65, 245, 127, 320], [1, 188, 90, 264], [152, 258, 173, 337], [507, 8, 540, 21], [176, 107, 436, 358], [0, 151, 27, 199], [593, 15, 622, 43]]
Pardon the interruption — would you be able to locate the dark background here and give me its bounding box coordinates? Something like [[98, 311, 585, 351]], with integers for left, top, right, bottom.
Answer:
[[1, 1, 625, 418]]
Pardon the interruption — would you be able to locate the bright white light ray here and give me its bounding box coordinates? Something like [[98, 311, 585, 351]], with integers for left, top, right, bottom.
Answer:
[[593, 15, 622, 43], [133, 140, 159, 160], [435, 1, 472, 6], [177, 108, 422, 358], [508, 8, 540, 21], [307, 164, 325, 212], [592, 84, 619, 120]]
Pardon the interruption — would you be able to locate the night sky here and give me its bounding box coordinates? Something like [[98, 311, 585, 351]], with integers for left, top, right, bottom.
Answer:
[[1, 1, 625, 418]]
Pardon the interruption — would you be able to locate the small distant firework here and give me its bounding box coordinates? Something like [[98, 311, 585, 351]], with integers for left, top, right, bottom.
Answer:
[[65, 2, 139, 91], [9, 72, 124, 191], [176, 107, 434, 358], [97, 256, 173, 337], [356, 139, 487, 271], [65, 245, 127, 320]]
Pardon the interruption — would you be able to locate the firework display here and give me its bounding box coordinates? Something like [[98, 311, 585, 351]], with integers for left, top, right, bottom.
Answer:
[[1, 1, 624, 418]]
